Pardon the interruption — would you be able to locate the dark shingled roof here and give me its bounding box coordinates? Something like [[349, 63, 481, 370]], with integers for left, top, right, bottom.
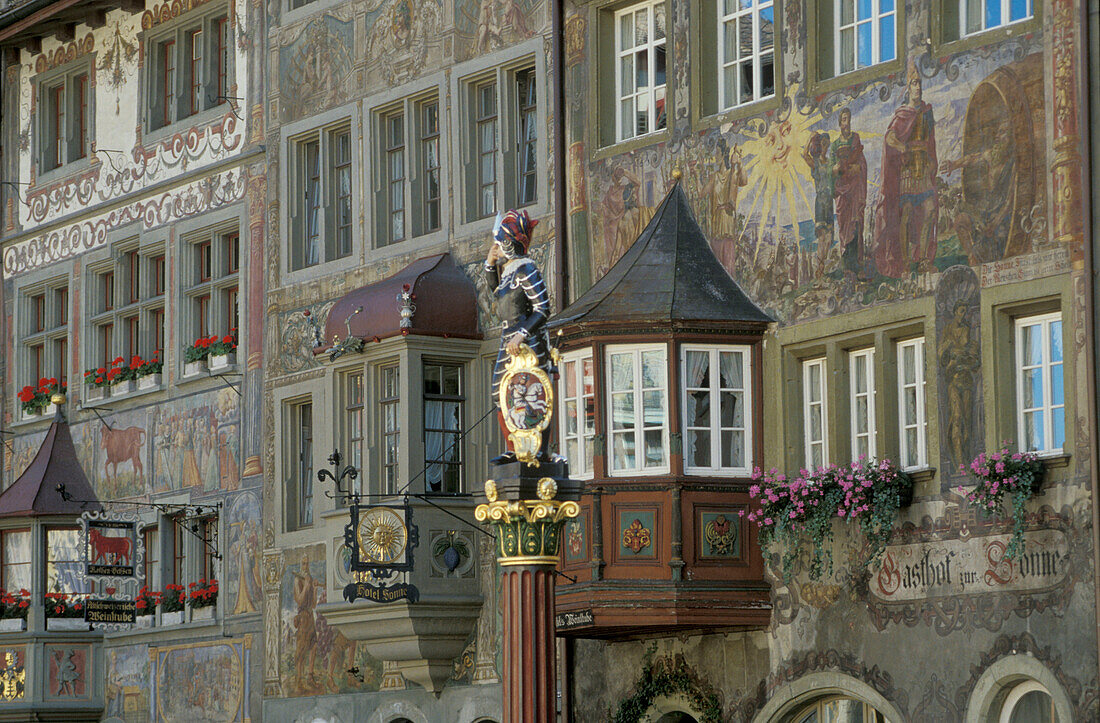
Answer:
[[551, 181, 773, 329], [0, 408, 101, 517]]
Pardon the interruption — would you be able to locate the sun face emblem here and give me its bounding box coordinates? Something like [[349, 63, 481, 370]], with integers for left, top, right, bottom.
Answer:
[[357, 508, 409, 564]]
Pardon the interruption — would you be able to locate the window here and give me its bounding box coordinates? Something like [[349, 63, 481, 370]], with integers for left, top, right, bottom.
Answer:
[[719, 0, 775, 109], [607, 345, 669, 475], [559, 351, 596, 478], [200, 517, 218, 582], [341, 371, 364, 501], [381, 365, 401, 494], [147, 10, 232, 131], [516, 68, 538, 206], [20, 280, 69, 389], [1015, 313, 1064, 454], [419, 100, 442, 233], [999, 680, 1056, 723], [897, 338, 927, 470], [286, 401, 314, 529], [143, 526, 159, 587], [802, 358, 828, 470], [474, 82, 498, 219], [795, 696, 886, 723], [89, 245, 166, 375], [834, 0, 896, 75], [960, 0, 1031, 37], [183, 227, 239, 350], [682, 345, 751, 474], [38, 66, 90, 172], [424, 362, 463, 493], [615, 1, 666, 141], [374, 95, 443, 243], [290, 123, 353, 269], [169, 514, 187, 586], [462, 64, 538, 221], [383, 110, 407, 244], [46, 526, 85, 595], [0, 529, 32, 593], [849, 348, 876, 461]]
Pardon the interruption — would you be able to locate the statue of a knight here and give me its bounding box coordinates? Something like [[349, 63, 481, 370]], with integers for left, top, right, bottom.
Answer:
[[484, 209, 552, 464]]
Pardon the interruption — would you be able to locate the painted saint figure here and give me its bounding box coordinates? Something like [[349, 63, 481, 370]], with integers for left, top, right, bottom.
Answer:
[[484, 210, 551, 464], [830, 108, 868, 278], [802, 131, 834, 278], [291, 554, 319, 693], [874, 60, 939, 277], [704, 141, 749, 240], [940, 301, 980, 467]]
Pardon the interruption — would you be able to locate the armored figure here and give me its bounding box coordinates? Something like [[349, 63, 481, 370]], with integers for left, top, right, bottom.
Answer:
[[484, 209, 552, 462]]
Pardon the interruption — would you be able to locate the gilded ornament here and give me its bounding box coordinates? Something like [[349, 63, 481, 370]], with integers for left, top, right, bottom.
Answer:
[[536, 477, 557, 500], [622, 519, 652, 554], [484, 479, 498, 502], [497, 343, 555, 466]]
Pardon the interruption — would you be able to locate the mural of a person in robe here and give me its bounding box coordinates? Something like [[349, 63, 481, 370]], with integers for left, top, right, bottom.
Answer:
[[830, 108, 868, 278], [704, 141, 748, 240], [802, 131, 833, 278], [602, 167, 644, 267], [874, 60, 939, 277]]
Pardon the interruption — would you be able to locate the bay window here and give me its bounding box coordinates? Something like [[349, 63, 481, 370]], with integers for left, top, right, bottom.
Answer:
[[682, 345, 751, 475], [607, 345, 668, 475], [559, 351, 596, 478]]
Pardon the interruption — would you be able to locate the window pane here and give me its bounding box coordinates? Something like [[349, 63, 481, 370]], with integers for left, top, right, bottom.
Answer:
[[880, 16, 896, 61], [653, 2, 665, 38], [612, 392, 635, 429], [840, 0, 854, 24], [1024, 368, 1043, 408], [840, 28, 855, 74], [857, 0, 872, 19], [724, 430, 744, 468], [688, 430, 710, 467], [1050, 321, 1062, 362], [641, 350, 664, 388], [1009, 0, 1028, 21], [643, 429, 665, 467], [47, 528, 84, 594], [721, 391, 742, 427], [1008, 690, 1054, 723], [986, 0, 1002, 28], [642, 390, 663, 425], [612, 432, 635, 470], [857, 22, 873, 67], [2, 531, 31, 592], [619, 13, 633, 50], [1025, 410, 1043, 451], [610, 353, 633, 391]]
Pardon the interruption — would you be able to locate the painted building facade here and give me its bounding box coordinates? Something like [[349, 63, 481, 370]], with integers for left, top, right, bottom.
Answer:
[[0, 0, 267, 715], [555, 0, 1099, 719]]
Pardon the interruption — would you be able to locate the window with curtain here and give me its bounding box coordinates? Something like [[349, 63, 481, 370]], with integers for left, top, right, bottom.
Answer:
[[1015, 313, 1064, 454], [897, 337, 927, 470], [849, 348, 876, 462], [615, 0, 667, 141], [424, 362, 463, 493], [802, 358, 829, 470], [682, 345, 751, 475], [342, 371, 364, 501], [381, 366, 401, 494], [607, 345, 668, 475], [46, 526, 85, 595], [0, 530, 32, 593], [290, 124, 353, 270]]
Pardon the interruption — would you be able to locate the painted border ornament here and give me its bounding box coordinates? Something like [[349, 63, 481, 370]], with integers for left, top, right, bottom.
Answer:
[[497, 343, 555, 465]]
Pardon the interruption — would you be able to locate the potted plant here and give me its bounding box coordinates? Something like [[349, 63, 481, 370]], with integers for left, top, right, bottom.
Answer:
[[134, 586, 160, 628], [207, 333, 238, 371], [18, 378, 63, 419], [188, 579, 218, 621], [0, 588, 30, 632], [958, 447, 1045, 561], [183, 337, 212, 376], [107, 356, 138, 396], [160, 584, 186, 625], [44, 592, 88, 631], [745, 459, 912, 580], [134, 353, 164, 391], [83, 367, 111, 401]]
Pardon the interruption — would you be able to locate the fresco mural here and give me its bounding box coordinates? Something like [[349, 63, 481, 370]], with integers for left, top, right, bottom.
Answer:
[[226, 490, 263, 616], [278, 14, 355, 124], [104, 644, 150, 722], [151, 637, 251, 721], [278, 544, 380, 696], [45, 645, 89, 700], [364, 0, 444, 87], [454, 0, 543, 62], [585, 48, 1054, 327], [151, 389, 241, 493]]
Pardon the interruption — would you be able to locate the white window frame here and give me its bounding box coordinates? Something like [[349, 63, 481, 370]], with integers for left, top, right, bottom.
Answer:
[[1015, 312, 1064, 455], [802, 358, 829, 470], [960, 0, 1032, 37], [834, 0, 896, 76], [719, 0, 776, 110], [848, 348, 876, 462], [614, 0, 667, 142], [897, 337, 928, 470], [998, 680, 1055, 723], [606, 343, 670, 476], [681, 344, 753, 476], [559, 349, 596, 479], [288, 122, 353, 271]]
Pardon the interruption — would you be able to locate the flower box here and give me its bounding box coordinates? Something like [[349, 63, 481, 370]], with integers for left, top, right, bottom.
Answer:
[[48, 617, 89, 631], [161, 610, 184, 626], [184, 360, 207, 377], [959, 448, 1045, 560], [111, 380, 135, 397], [85, 385, 106, 402], [209, 352, 236, 371], [0, 618, 26, 633], [191, 605, 215, 622], [137, 373, 162, 391], [134, 614, 154, 629], [22, 403, 56, 421]]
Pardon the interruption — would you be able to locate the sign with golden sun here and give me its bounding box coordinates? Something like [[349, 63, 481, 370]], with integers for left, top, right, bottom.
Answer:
[[344, 504, 419, 574]]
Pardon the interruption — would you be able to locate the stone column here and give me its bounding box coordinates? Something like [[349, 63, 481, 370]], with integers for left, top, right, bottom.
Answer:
[[476, 474, 580, 723]]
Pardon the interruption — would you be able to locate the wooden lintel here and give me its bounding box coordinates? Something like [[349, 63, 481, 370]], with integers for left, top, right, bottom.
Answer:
[[55, 22, 77, 42]]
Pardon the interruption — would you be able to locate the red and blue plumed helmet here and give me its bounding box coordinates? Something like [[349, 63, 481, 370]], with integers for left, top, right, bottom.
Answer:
[[492, 209, 538, 260]]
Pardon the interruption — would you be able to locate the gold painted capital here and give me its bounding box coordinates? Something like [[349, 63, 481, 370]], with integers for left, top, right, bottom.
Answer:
[[476, 496, 581, 564]]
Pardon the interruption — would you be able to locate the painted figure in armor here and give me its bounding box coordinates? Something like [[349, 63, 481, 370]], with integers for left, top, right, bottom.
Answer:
[[485, 209, 552, 463], [874, 59, 939, 277]]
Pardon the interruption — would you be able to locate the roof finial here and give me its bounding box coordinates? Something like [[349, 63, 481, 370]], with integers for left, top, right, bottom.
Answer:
[[671, 166, 682, 182]]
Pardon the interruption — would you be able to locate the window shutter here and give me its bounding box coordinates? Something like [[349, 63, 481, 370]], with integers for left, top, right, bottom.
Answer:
[[817, 0, 836, 82]]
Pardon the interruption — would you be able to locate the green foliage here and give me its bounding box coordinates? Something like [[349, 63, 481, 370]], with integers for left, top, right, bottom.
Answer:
[[747, 459, 911, 580], [959, 447, 1044, 560], [613, 645, 723, 723]]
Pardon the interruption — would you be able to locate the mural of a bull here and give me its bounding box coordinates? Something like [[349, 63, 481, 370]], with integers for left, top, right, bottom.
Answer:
[[101, 426, 146, 486]]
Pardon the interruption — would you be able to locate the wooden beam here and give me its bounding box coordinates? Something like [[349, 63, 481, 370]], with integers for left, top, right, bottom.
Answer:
[[54, 22, 76, 42], [85, 8, 107, 28], [120, 0, 144, 13], [2, 47, 19, 66], [20, 36, 41, 55], [0, 0, 85, 46]]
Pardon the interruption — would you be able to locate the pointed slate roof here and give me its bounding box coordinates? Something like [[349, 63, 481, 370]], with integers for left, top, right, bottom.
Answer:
[[551, 180, 773, 330], [0, 407, 101, 517]]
